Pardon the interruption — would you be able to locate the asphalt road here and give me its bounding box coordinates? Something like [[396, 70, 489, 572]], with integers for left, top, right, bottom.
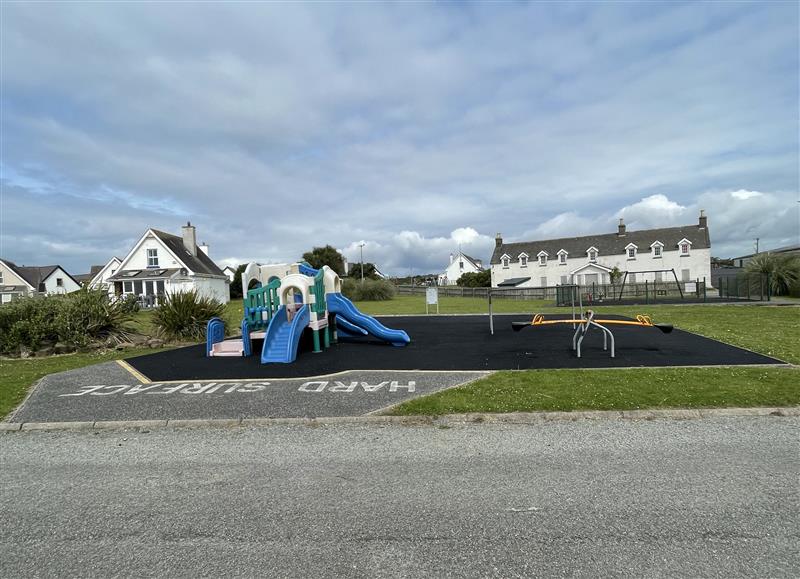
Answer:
[[1, 417, 798, 578]]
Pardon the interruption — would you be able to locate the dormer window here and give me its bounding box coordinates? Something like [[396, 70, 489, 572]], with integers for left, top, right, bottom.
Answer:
[[557, 249, 568, 265], [651, 241, 664, 258], [501, 254, 511, 269], [678, 238, 692, 256], [586, 247, 598, 262], [625, 243, 638, 260], [518, 253, 529, 268], [537, 250, 548, 266]]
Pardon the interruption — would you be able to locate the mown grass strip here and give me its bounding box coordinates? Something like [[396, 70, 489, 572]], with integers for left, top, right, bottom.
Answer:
[[388, 367, 800, 416]]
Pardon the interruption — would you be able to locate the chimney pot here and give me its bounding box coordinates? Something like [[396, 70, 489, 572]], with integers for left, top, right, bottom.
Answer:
[[698, 209, 708, 229]]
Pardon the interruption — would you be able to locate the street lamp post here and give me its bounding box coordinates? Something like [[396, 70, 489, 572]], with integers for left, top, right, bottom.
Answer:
[[358, 243, 365, 283]]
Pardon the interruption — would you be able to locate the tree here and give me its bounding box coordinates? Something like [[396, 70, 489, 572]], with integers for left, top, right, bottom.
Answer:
[[456, 270, 491, 287], [351, 262, 381, 280], [744, 253, 800, 296], [228, 264, 248, 299], [302, 245, 345, 276], [610, 266, 623, 285]]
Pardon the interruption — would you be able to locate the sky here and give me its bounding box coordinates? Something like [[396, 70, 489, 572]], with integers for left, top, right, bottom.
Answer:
[[1, 1, 798, 276]]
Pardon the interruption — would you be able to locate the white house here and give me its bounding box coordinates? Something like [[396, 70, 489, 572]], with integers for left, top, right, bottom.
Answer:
[[222, 266, 237, 283], [491, 212, 712, 288], [0, 259, 82, 303], [75, 257, 122, 289], [105, 222, 230, 305], [438, 251, 485, 286]]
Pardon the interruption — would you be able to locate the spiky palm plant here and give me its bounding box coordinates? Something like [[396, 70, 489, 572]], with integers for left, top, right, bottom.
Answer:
[[744, 253, 800, 296], [152, 290, 226, 341]]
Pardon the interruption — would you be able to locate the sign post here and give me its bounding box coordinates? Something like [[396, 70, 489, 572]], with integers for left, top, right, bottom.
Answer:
[[426, 287, 439, 314]]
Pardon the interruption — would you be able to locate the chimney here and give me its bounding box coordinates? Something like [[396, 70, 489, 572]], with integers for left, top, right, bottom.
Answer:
[[617, 218, 626, 236], [182, 221, 197, 256], [449, 253, 454, 264], [198, 242, 209, 256], [495, 233, 503, 248], [698, 209, 707, 229]]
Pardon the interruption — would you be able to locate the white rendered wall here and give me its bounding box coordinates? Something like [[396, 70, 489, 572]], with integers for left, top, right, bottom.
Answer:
[[441, 258, 482, 285], [42, 267, 81, 295], [124, 235, 183, 270]]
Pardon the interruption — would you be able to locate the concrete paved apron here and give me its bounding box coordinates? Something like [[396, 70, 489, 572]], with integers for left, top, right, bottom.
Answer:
[[7, 362, 489, 423]]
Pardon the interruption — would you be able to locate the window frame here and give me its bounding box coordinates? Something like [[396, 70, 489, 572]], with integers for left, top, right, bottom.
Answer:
[[518, 253, 529, 268], [625, 243, 638, 260], [557, 250, 568, 265], [147, 248, 159, 268], [500, 254, 511, 269]]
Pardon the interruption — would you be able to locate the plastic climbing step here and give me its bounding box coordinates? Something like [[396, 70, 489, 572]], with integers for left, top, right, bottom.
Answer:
[[211, 339, 245, 357]]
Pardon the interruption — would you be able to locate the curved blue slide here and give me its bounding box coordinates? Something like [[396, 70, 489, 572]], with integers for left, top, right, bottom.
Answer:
[[328, 293, 410, 346], [261, 304, 310, 364]]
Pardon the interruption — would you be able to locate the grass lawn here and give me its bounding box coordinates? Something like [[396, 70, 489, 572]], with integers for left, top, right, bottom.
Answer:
[[0, 348, 165, 420]]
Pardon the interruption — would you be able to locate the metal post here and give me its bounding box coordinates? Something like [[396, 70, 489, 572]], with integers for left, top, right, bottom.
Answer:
[[489, 289, 494, 335], [359, 243, 365, 283]]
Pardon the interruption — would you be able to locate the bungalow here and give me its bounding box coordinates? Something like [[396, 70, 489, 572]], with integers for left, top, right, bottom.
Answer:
[[74, 257, 122, 287], [222, 266, 238, 283], [491, 212, 712, 288], [0, 259, 82, 303], [105, 222, 230, 305]]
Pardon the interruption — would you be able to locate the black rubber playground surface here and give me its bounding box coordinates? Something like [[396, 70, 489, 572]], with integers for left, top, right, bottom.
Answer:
[[126, 314, 785, 381]]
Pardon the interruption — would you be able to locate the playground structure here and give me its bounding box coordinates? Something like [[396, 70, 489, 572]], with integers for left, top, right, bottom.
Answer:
[[206, 262, 410, 364], [509, 284, 673, 358]]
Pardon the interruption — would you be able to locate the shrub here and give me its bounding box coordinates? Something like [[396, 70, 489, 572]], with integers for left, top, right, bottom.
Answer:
[[151, 290, 226, 341], [116, 294, 141, 314], [341, 278, 396, 301], [0, 289, 133, 354], [56, 288, 135, 346], [456, 270, 491, 287], [744, 253, 800, 296]]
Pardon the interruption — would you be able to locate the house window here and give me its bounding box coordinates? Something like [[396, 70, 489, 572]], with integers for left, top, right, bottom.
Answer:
[[560, 275, 568, 285], [653, 246, 662, 258], [588, 250, 597, 262], [629, 273, 637, 284], [520, 255, 528, 268], [540, 276, 547, 287], [655, 271, 663, 282], [459, 261, 464, 270], [123, 281, 133, 293], [502, 256, 510, 268], [627, 245, 637, 259], [539, 255, 546, 266], [147, 248, 159, 268], [0, 271, 3, 284], [680, 243, 690, 255], [682, 269, 691, 281], [56, 278, 64, 287], [558, 252, 567, 265]]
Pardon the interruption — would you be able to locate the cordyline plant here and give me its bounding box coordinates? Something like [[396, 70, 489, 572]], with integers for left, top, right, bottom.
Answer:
[[151, 290, 226, 341], [745, 253, 800, 296]]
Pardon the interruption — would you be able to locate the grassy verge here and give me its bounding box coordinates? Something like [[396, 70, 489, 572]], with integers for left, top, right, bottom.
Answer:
[[388, 367, 800, 415], [0, 348, 166, 419]]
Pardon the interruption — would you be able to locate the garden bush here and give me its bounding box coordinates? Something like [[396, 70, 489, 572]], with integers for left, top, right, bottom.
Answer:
[[342, 278, 396, 301], [151, 290, 226, 341], [0, 289, 134, 354]]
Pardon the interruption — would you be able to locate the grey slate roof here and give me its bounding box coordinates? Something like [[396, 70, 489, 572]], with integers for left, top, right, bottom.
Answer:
[[491, 224, 711, 265], [150, 230, 226, 277], [1, 260, 80, 291]]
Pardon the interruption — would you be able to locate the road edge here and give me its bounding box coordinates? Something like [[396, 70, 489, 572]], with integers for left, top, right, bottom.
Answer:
[[1, 406, 798, 432]]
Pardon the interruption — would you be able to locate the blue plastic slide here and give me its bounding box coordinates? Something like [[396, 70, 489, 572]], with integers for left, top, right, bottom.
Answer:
[[261, 305, 310, 364], [327, 293, 410, 346], [335, 316, 368, 337]]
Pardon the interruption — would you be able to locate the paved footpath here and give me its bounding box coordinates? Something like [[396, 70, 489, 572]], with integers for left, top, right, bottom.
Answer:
[[8, 362, 488, 423], [1, 416, 798, 578]]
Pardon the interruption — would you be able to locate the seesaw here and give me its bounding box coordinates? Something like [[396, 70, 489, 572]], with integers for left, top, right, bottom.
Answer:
[[511, 311, 673, 358]]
